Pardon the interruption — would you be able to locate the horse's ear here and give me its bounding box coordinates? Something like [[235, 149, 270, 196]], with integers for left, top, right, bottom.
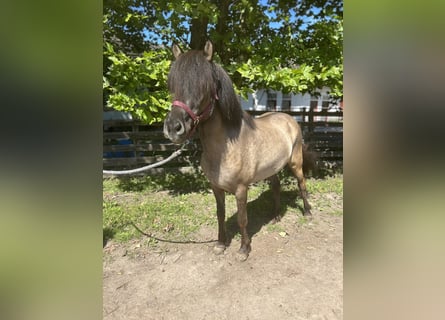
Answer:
[[203, 40, 214, 61], [172, 44, 182, 59]]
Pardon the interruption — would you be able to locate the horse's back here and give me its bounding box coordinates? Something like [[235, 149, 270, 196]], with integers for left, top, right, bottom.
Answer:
[[236, 111, 303, 182], [255, 111, 300, 126], [253, 112, 303, 143]]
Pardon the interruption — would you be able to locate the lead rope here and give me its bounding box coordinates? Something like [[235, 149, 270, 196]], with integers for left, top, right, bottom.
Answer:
[[103, 143, 188, 176]]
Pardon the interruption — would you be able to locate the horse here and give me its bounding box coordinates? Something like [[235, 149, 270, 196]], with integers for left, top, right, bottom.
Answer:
[[164, 41, 312, 261]]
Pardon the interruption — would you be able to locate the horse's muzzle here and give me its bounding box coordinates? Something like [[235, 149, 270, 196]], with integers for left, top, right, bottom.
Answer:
[[163, 112, 188, 144]]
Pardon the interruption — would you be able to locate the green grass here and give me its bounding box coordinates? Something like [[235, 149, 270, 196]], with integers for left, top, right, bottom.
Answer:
[[103, 172, 343, 244], [279, 172, 343, 195], [307, 175, 343, 195], [103, 189, 216, 243], [330, 209, 343, 216], [265, 223, 285, 233]]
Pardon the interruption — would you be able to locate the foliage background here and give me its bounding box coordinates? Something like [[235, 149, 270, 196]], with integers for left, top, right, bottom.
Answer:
[[103, 0, 343, 123]]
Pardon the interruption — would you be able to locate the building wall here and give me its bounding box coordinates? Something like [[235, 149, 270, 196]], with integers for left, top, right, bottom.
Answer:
[[240, 87, 340, 112]]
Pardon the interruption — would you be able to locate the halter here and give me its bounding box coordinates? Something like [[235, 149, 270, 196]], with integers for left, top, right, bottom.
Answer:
[[171, 94, 219, 138]]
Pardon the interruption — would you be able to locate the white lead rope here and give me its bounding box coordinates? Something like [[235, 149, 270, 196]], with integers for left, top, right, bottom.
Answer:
[[103, 147, 185, 176]]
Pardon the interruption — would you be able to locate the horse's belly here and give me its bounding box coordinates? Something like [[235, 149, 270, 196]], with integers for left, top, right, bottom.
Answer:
[[200, 139, 291, 192], [206, 154, 288, 190], [253, 157, 288, 182]]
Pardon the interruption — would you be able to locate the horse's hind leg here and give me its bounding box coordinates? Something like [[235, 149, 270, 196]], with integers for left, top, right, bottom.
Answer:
[[212, 185, 226, 255], [289, 144, 312, 216], [268, 174, 281, 222], [235, 185, 251, 261]]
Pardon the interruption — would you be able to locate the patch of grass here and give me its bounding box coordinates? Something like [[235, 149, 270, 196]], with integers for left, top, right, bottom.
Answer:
[[103, 187, 217, 243], [103, 171, 210, 194], [266, 223, 285, 233], [306, 174, 343, 195], [103, 200, 136, 241], [277, 171, 343, 196], [329, 209, 343, 216], [297, 216, 312, 225], [103, 173, 343, 243], [249, 181, 269, 199]]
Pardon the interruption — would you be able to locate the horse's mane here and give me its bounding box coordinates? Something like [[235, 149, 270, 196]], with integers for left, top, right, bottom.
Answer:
[[211, 63, 246, 129], [168, 51, 215, 107], [168, 50, 251, 131]]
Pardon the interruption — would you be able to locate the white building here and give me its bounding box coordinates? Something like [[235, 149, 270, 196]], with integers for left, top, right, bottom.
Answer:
[[240, 86, 342, 123], [240, 86, 340, 111]]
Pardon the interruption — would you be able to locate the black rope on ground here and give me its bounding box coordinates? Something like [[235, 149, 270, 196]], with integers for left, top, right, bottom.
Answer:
[[130, 222, 217, 245]]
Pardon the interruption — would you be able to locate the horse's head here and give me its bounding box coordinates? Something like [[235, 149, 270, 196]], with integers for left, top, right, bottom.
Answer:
[[163, 41, 219, 144]]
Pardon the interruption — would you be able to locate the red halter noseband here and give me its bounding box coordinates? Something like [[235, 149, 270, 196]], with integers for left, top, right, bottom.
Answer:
[[171, 94, 218, 138]]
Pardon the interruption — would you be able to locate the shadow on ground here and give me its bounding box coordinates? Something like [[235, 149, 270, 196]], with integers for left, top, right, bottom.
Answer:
[[110, 162, 342, 195], [112, 168, 210, 195], [224, 189, 303, 248], [103, 227, 115, 247]]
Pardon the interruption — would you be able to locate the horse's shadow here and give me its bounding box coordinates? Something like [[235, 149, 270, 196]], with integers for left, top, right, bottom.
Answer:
[[224, 189, 304, 247]]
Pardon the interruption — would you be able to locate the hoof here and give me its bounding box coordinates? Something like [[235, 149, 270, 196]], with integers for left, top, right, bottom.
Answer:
[[236, 245, 251, 262], [213, 243, 226, 255], [236, 251, 249, 262]]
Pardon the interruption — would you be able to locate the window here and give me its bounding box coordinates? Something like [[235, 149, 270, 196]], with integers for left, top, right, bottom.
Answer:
[[266, 92, 277, 111], [310, 99, 318, 111], [281, 93, 292, 111], [321, 94, 330, 110]]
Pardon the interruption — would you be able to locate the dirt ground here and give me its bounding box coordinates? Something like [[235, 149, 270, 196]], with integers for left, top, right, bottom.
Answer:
[[103, 195, 343, 320]]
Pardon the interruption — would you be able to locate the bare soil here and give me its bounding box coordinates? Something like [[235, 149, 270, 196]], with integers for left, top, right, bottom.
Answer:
[[103, 198, 343, 320]]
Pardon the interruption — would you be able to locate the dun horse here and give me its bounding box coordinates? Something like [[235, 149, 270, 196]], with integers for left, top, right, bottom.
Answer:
[[164, 41, 312, 260]]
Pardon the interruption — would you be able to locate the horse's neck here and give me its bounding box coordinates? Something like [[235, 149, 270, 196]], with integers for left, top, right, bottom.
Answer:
[[198, 107, 240, 154]]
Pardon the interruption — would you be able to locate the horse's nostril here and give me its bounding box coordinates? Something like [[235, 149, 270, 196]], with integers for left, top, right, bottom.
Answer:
[[174, 122, 185, 135]]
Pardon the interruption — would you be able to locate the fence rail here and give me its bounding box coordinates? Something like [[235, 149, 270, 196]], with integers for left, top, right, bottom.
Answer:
[[103, 110, 343, 175]]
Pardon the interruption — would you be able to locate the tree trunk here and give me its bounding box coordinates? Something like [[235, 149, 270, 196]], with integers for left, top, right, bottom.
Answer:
[[215, 0, 230, 64], [189, 17, 209, 50]]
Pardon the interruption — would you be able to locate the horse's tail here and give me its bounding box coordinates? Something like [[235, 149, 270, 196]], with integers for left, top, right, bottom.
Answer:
[[302, 143, 317, 176]]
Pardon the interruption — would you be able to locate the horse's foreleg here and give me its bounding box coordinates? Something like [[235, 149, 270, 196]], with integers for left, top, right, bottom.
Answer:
[[235, 185, 251, 261], [212, 185, 226, 255], [269, 174, 281, 222]]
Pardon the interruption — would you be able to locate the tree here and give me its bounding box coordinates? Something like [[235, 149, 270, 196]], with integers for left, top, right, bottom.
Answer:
[[103, 0, 343, 123]]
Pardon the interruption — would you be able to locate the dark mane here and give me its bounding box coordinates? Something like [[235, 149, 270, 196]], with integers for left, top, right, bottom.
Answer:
[[211, 63, 244, 129], [168, 50, 245, 130]]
